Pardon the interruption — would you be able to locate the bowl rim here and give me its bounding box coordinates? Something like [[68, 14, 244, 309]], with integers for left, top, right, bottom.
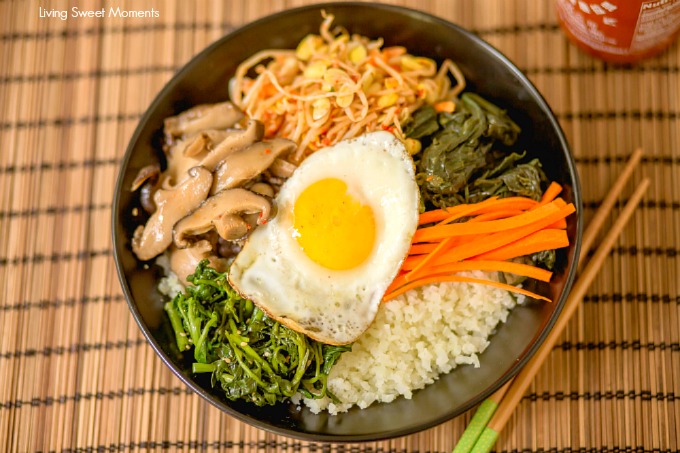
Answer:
[[112, 1, 582, 442]]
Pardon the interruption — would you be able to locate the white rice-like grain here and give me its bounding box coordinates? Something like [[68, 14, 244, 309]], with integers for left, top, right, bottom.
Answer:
[[156, 254, 184, 299], [299, 271, 523, 414]]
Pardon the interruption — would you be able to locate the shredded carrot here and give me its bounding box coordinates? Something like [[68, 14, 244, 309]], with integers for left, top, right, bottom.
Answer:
[[402, 203, 574, 271], [428, 260, 554, 282], [382, 275, 551, 303], [407, 199, 521, 281], [471, 209, 527, 222], [418, 196, 500, 225], [407, 200, 538, 281], [382, 46, 406, 59], [402, 204, 575, 271], [419, 196, 539, 227], [472, 229, 569, 262], [404, 236, 453, 282], [547, 217, 568, 229], [407, 243, 438, 255], [435, 198, 539, 227], [434, 101, 455, 113], [406, 234, 477, 255], [539, 181, 563, 205], [387, 259, 553, 295], [385, 185, 572, 305], [470, 197, 539, 215], [260, 82, 278, 98], [413, 200, 564, 242], [551, 197, 567, 208], [435, 201, 497, 226]]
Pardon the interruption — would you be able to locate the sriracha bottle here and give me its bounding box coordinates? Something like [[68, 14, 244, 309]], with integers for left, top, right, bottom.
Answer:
[[555, 0, 680, 63]]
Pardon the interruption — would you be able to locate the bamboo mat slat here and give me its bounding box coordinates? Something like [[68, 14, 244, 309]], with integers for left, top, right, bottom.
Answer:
[[0, 0, 678, 452]]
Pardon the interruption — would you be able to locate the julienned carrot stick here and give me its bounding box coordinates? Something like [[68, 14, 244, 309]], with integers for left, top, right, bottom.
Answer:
[[418, 196, 539, 226], [436, 198, 540, 226], [418, 196, 500, 225], [387, 259, 553, 295], [544, 199, 567, 229], [402, 203, 575, 271], [408, 243, 438, 255], [429, 260, 553, 282], [548, 218, 568, 229], [407, 200, 514, 279], [382, 275, 552, 303], [539, 181, 563, 205], [434, 100, 456, 113], [390, 187, 572, 305], [405, 236, 453, 281], [432, 204, 573, 265], [408, 200, 501, 278], [407, 233, 483, 256], [413, 201, 563, 243], [473, 197, 539, 213], [407, 204, 541, 281], [435, 201, 499, 226], [551, 197, 567, 208], [472, 229, 569, 262], [472, 209, 527, 222]]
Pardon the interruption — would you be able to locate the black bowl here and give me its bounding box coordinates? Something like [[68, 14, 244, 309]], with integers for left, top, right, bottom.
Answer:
[[113, 2, 582, 442]]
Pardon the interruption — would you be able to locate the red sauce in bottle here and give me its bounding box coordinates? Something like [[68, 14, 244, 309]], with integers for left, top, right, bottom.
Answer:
[[555, 0, 680, 63]]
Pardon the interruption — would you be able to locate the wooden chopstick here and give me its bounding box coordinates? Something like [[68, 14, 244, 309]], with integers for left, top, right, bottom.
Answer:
[[579, 148, 643, 261], [453, 149, 645, 453], [468, 177, 650, 453]]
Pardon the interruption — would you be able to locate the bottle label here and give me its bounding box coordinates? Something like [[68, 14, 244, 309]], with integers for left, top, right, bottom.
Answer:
[[556, 0, 680, 55], [631, 1, 680, 50]]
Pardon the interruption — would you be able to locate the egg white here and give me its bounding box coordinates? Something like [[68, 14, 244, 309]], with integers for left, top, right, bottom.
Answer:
[[228, 131, 419, 345]]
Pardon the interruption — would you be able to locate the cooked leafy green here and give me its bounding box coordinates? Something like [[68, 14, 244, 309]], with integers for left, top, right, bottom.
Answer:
[[405, 92, 555, 268], [406, 92, 547, 209], [165, 260, 350, 406]]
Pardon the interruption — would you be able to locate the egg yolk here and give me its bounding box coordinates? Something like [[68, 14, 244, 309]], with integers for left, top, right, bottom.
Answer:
[[293, 178, 376, 270]]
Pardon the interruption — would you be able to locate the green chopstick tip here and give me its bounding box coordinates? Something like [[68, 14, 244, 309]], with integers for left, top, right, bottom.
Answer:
[[452, 399, 498, 453], [470, 427, 499, 453]]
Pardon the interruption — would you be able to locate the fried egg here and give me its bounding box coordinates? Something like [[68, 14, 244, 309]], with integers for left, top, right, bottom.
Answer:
[[228, 131, 419, 345]]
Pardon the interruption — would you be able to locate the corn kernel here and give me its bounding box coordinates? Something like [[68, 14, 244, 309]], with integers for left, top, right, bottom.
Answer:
[[404, 138, 422, 155], [336, 91, 354, 108], [349, 45, 367, 64], [401, 55, 434, 71], [400, 55, 420, 70], [303, 61, 328, 79], [295, 35, 323, 61], [361, 72, 374, 92], [333, 35, 349, 46], [366, 82, 382, 95], [420, 57, 435, 67], [384, 77, 399, 90], [377, 93, 398, 108], [324, 68, 349, 85], [312, 98, 330, 120]]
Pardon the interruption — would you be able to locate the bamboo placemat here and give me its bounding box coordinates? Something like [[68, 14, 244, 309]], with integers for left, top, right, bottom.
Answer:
[[1, 0, 678, 451]]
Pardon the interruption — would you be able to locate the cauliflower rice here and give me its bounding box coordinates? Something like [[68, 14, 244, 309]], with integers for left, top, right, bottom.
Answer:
[[158, 259, 523, 415], [296, 271, 523, 414]]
